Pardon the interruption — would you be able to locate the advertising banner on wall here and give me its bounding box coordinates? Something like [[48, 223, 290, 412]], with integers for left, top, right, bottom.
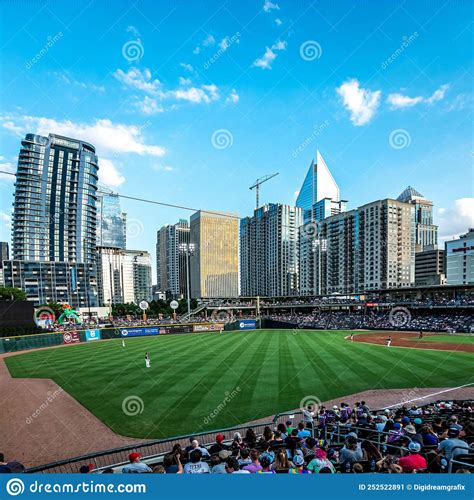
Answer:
[[63, 331, 80, 344], [238, 319, 257, 330], [120, 328, 159, 337], [193, 323, 225, 332], [159, 324, 193, 335], [85, 329, 101, 341]]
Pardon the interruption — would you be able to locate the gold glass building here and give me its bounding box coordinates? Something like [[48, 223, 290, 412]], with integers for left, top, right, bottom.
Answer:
[[189, 211, 239, 298]]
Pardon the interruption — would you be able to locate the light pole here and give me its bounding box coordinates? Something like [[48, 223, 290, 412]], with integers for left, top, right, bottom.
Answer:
[[179, 243, 195, 317]]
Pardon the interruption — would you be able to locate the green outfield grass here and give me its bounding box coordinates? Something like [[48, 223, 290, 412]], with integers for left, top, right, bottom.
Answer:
[[411, 334, 474, 345], [5, 329, 473, 439]]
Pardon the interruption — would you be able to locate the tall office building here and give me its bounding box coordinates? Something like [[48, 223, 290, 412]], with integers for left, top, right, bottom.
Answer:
[[156, 220, 190, 298], [241, 204, 302, 296], [5, 133, 99, 306], [299, 198, 415, 294], [0, 242, 10, 286], [397, 186, 437, 252], [96, 247, 152, 305], [189, 211, 238, 298], [445, 229, 474, 285], [415, 245, 446, 286], [296, 151, 347, 224], [97, 193, 127, 249]]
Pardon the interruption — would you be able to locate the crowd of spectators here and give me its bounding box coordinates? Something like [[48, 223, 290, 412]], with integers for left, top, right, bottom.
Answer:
[[266, 310, 474, 333], [91, 400, 472, 474]]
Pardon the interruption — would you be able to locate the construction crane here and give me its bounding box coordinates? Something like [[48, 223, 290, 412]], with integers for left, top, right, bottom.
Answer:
[[249, 172, 279, 209]]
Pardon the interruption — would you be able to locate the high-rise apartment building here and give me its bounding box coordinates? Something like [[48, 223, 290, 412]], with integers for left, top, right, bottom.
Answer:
[[415, 245, 446, 286], [445, 229, 474, 285], [299, 198, 415, 294], [189, 211, 238, 298], [96, 247, 152, 305], [97, 193, 127, 249], [241, 204, 302, 296], [6, 133, 99, 306], [156, 220, 190, 298], [397, 186, 437, 252]]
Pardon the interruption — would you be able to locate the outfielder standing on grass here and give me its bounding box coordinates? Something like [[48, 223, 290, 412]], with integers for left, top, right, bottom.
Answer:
[[386, 336, 392, 347], [145, 352, 151, 368]]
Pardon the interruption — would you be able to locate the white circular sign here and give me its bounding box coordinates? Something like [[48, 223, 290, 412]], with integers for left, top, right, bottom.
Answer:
[[139, 301, 149, 311], [170, 300, 179, 310]]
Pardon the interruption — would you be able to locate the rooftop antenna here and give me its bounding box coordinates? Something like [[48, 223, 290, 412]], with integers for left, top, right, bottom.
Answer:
[[249, 172, 279, 209]]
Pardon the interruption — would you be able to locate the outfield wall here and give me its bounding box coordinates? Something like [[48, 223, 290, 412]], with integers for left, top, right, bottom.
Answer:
[[0, 321, 238, 354]]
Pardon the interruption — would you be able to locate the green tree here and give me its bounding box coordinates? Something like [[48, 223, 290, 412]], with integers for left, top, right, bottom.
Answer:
[[0, 287, 27, 301]]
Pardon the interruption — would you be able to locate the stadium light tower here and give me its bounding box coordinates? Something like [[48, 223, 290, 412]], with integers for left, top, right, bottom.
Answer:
[[179, 242, 195, 317], [249, 172, 279, 209]]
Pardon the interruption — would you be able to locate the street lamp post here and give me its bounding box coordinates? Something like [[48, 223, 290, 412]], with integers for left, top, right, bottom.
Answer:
[[179, 243, 195, 317]]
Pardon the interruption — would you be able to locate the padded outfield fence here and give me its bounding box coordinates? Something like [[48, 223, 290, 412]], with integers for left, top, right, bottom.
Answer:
[[0, 319, 259, 354]]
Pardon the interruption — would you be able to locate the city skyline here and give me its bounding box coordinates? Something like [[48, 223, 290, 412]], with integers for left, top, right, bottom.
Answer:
[[0, 0, 472, 269]]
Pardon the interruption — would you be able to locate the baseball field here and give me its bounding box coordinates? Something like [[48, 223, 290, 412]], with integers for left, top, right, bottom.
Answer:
[[4, 329, 473, 439]]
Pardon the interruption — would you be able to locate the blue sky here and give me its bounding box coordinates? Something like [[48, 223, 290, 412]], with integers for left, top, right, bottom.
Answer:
[[0, 0, 473, 277]]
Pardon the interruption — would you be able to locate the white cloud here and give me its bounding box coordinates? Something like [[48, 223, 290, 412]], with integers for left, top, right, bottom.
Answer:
[[263, 0, 280, 12], [275, 18, 283, 26], [253, 40, 287, 70], [180, 63, 194, 72], [336, 78, 381, 126], [171, 85, 219, 104], [153, 164, 174, 172], [0, 158, 16, 182], [193, 34, 215, 54], [114, 68, 162, 95], [1, 114, 166, 157], [98, 158, 125, 188], [0, 212, 12, 231], [135, 96, 164, 115], [387, 84, 450, 109], [179, 76, 192, 86], [387, 93, 423, 109], [56, 72, 105, 93], [426, 83, 449, 104], [226, 89, 239, 104], [437, 198, 474, 241]]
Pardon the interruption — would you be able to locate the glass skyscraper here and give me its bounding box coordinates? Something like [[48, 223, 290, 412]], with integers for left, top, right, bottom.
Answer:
[[97, 193, 127, 249], [296, 150, 346, 223]]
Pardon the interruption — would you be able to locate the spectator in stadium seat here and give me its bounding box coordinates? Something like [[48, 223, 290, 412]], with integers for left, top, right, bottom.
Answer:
[[307, 448, 335, 473], [271, 448, 293, 472], [398, 442, 427, 472], [420, 424, 439, 446], [184, 438, 195, 458], [431, 417, 444, 436], [231, 432, 244, 451], [122, 452, 152, 473], [259, 441, 275, 464], [387, 464, 403, 473], [285, 429, 301, 459], [263, 426, 274, 442], [286, 420, 295, 435], [209, 433, 227, 455], [183, 450, 210, 474], [339, 435, 363, 465], [257, 456, 275, 474], [269, 430, 284, 448], [402, 424, 423, 447], [302, 437, 317, 461], [242, 449, 262, 473], [289, 453, 311, 474], [297, 421, 311, 439], [211, 451, 231, 474], [437, 428, 469, 460], [361, 440, 382, 464], [237, 448, 252, 467], [448, 416, 463, 433], [188, 439, 210, 457], [244, 428, 257, 448], [225, 457, 250, 474], [152, 465, 166, 473], [277, 423, 288, 439], [352, 463, 364, 473]]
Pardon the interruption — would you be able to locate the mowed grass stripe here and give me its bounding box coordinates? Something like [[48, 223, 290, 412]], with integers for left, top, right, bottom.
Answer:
[[5, 329, 473, 439]]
